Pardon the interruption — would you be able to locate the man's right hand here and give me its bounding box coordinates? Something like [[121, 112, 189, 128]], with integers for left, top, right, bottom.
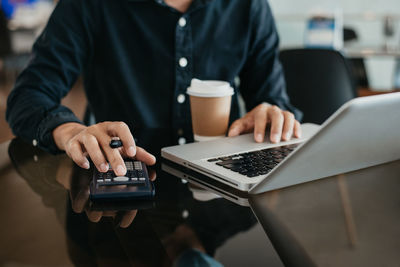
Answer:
[[52, 122, 156, 176]]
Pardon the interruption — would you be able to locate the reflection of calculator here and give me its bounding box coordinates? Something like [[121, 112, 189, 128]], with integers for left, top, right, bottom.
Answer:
[[90, 159, 155, 200]]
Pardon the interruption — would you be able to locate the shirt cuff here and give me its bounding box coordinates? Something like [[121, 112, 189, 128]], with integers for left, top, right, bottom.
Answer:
[[36, 111, 84, 155]]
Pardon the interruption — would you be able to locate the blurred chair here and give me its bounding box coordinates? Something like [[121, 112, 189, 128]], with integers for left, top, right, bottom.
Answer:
[[0, 10, 11, 58], [0, 9, 32, 84], [0, 10, 12, 85], [343, 27, 357, 42], [343, 27, 369, 88], [280, 48, 357, 125]]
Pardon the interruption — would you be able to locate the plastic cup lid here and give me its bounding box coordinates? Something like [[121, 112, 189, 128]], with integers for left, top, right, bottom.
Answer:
[[186, 78, 234, 97]]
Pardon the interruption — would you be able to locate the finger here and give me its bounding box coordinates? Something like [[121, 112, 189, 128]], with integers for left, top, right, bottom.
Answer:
[[67, 141, 90, 169], [294, 121, 302, 138], [268, 106, 284, 143], [85, 210, 103, 223], [253, 106, 269, 143], [81, 134, 109, 172], [71, 187, 90, 213], [148, 169, 157, 181], [107, 122, 136, 157], [228, 119, 245, 137], [228, 118, 253, 137], [135, 147, 156, 166], [95, 131, 127, 176], [119, 210, 138, 228], [102, 145, 127, 176], [281, 112, 295, 141]]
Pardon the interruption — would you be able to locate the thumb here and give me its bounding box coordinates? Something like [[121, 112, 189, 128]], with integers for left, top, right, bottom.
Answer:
[[135, 147, 157, 166]]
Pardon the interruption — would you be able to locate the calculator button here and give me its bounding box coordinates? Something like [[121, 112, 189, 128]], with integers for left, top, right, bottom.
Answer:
[[139, 178, 146, 181], [131, 178, 138, 181], [134, 161, 143, 170], [105, 179, 111, 182], [97, 179, 104, 183], [114, 176, 130, 182], [125, 161, 134, 171]]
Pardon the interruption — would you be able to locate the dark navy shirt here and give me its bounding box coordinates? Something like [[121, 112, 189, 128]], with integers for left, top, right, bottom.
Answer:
[[6, 0, 301, 154]]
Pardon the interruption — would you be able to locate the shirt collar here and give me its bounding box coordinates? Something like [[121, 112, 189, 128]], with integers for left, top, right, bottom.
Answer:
[[127, 0, 213, 11], [128, 0, 213, 2]]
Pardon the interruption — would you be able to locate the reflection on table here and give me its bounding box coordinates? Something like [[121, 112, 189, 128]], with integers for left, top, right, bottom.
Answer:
[[1, 138, 280, 267], [162, 153, 400, 267]]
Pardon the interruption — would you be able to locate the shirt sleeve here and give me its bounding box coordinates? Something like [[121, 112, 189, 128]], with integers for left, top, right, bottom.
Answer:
[[6, 0, 96, 154], [239, 0, 303, 121]]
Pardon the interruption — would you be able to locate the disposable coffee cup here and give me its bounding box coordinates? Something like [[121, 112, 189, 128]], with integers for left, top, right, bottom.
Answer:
[[187, 79, 234, 142]]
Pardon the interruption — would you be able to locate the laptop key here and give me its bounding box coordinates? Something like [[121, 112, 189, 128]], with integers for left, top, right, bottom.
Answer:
[[223, 164, 234, 169], [246, 171, 259, 177], [217, 159, 244, 166], [212, 144, 301, 177]]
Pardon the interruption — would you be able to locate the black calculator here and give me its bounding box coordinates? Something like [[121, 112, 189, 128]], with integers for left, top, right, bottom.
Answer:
[[90, 159, 155, 200]]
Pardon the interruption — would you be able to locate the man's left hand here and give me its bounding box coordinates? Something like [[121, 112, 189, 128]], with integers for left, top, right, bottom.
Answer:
[[228, 103, 302, 143]]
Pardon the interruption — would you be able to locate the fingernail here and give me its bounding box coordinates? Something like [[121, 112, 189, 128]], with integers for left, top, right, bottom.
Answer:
[[228, 129, 236, 136], [83, 161, 90, 169], [128, 146, 136, 156], [100, 163, 108, 172], [116, 165, 125, 175], [271, 134, 280, 143], [256, 134, 263, 142]]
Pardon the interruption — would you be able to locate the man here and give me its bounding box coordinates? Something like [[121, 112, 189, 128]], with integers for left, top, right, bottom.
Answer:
[[6, 0, 302, 176]]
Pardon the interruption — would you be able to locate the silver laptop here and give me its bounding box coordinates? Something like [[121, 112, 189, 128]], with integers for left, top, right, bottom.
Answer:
[[161, 93, 400, 194]]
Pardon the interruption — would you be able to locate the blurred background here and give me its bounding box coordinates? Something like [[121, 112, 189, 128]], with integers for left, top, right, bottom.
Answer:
[[1, 0, 400, 141], [0, 0, 85, 143], [270, 0, 400, 90]]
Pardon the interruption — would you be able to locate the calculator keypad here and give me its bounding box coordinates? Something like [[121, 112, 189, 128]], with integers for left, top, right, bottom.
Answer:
[[96, 160, 148, 186]]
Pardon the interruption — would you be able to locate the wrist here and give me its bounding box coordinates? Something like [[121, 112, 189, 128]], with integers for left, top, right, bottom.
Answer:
[[52, 122, 87, 151]]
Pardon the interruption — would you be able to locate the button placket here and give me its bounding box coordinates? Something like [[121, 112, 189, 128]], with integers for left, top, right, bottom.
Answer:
[[173, 15, 193, 144]]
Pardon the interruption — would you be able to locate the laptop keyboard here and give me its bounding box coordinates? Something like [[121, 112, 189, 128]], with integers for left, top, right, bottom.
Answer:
[[207, 143, 300, 178]]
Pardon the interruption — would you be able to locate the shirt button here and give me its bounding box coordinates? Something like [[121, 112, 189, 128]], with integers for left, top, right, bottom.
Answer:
[[179, 57, 188, 68], [182, 209, 189, 219], [178, 137, 186, 145], [32, 139, 38, 146], [177, 94, 186, 104], [178, 17, 187, 27]]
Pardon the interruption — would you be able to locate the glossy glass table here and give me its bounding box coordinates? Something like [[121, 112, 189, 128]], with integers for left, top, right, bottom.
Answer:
[[1, 138, 399, 267]]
